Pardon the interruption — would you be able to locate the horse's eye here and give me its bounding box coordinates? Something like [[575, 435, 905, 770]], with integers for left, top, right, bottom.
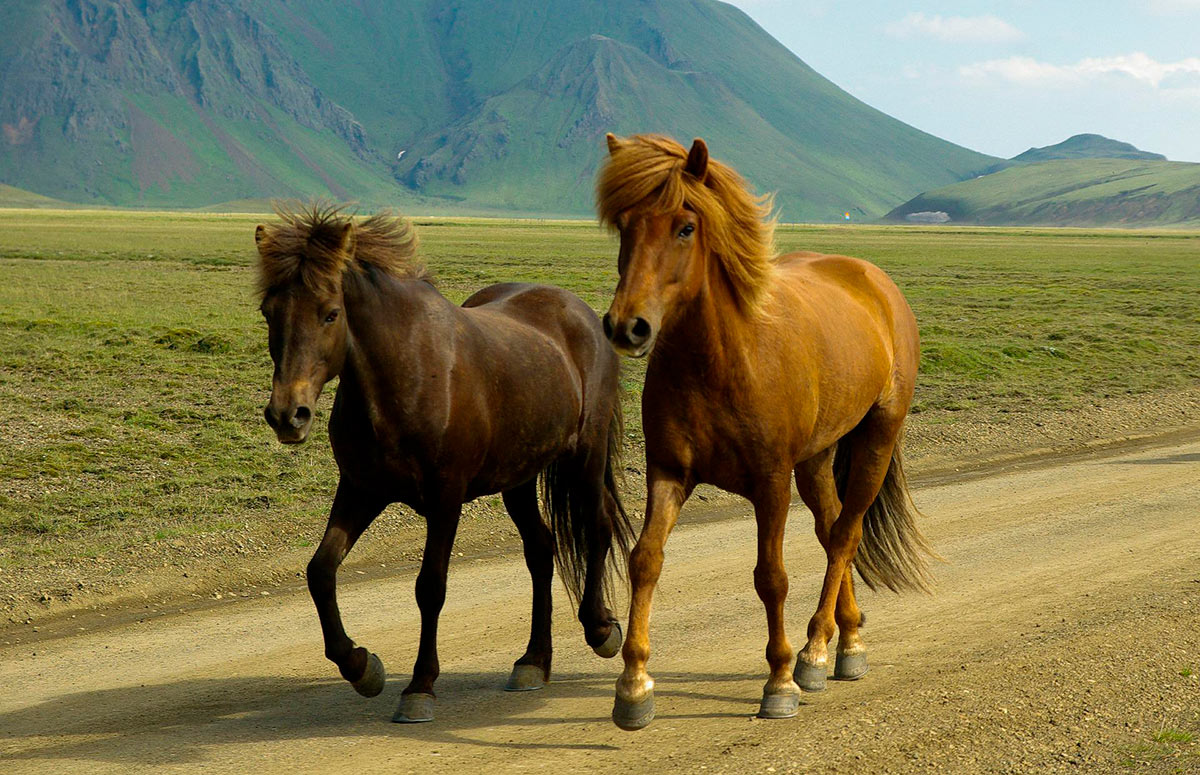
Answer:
[[324, 309, 340, 324], [678, 223, 695, 238]]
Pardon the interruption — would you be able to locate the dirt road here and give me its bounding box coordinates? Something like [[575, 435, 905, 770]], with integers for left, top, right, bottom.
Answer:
[[2, 438, 1198, 774]]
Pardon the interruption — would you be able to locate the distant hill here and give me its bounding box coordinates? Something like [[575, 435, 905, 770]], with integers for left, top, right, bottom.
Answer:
[[1012, 134, 1166, 164], [0, 0, 995, 218], [885, 159, 1200, 227], [0, 182, 73, 208]]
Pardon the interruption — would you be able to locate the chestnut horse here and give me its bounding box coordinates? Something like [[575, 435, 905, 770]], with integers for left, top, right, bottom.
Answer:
[[597, 134, 933, 730], [255, 204, 632, 723]]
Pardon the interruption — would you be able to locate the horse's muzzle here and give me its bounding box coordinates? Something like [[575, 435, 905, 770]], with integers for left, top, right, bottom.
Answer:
[[264, 403, 312, 444], [602, 313, 654, 358]]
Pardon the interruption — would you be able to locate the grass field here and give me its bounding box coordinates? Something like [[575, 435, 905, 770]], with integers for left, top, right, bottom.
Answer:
[[1, 210, 1198, 585]]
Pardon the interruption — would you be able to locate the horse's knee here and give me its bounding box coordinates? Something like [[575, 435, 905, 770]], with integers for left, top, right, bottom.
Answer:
[[306, 554, 337, 595], [414, 571, 448, 612], [628, 543, 662, 584], [753, 562, 788, 600]]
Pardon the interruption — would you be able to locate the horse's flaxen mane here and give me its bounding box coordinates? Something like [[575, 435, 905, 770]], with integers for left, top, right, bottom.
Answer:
[[596, 134, 776, 313], [255, 201, 428, 299]]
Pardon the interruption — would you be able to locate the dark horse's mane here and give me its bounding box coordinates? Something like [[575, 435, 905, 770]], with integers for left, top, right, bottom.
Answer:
[[256, 201, 430, 299]]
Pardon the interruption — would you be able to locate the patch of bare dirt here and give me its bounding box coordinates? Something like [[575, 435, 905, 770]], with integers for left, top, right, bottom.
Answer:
[[1, 436, 1197, 774], [3, 386, 1199, 642]]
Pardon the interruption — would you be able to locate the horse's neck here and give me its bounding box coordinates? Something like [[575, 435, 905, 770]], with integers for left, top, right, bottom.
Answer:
[[338, 271, 452, 420], [656, 256, 757, 382]]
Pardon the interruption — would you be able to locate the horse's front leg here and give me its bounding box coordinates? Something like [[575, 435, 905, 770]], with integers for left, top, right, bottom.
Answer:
[[307, 481, 388, 696], [393, 502, 461, 723], [613, 472, 687, 731]]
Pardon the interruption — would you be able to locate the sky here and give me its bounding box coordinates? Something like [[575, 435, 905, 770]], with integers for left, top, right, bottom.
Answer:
[[724, 0, 1200, 162]]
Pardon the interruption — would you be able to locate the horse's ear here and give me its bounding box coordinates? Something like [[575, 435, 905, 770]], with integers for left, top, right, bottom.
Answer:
[[685, 138, 709, 181], [254, 224, 268, 250], [338, 221, 356, 256], [606, 132, 621, 156]]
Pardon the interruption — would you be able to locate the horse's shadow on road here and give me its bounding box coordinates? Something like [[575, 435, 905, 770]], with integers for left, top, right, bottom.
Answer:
[[0, 669, 765, 766]]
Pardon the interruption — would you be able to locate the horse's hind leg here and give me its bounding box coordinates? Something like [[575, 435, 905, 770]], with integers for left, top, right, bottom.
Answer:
[[751, 476, 803, 719], [544, 449, 622, 657], [794, 414, 903, 692], [393, 501, 461, 723], [307, 481, 388, 696], [502, 480, 554, 691], [794, 445, 865, 692], [577, 459, 623, 658]]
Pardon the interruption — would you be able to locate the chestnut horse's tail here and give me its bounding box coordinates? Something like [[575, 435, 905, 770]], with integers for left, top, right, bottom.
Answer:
[[834, 434, 936, 593], [540, 399, 634, 605]]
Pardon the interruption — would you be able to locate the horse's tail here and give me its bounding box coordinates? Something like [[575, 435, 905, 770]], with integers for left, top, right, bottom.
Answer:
[[834, 431, 936, 593], [540, 397, 634, 605]]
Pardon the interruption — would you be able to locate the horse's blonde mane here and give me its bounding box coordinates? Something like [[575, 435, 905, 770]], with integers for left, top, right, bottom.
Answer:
[[596, 134, 776, 313], [255, 201, 428, 299]]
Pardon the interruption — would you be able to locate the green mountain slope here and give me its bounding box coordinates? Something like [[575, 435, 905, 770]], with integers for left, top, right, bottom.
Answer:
[[0, 182, 73, 208], [1013, 134, 1166, 164], [1, 0, 996, 218], [885, 159, 1200, 227]]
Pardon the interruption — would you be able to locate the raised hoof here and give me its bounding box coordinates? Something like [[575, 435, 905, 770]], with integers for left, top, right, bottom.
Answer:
[[504, 664, 548, 692], [757, 683, 801, 719], [834, 652, 869, 681], [612, 691, 655, 731], [794, 660, 827, 693], [392, 692, 435, 723], [592, 621, 623, 659], [351, 652, 386, 698]]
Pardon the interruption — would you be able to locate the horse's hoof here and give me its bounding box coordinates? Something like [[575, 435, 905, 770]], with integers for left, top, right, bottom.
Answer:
[[834, 652, 869, 681], [352, 652, 386, 698], [504, 664, 547, 692], [593, 621, 623, 659], [612, 690, 655, 731], [757, 682, 801, 719], [794, 660, 827, 693], [392, 692, 435, 723]]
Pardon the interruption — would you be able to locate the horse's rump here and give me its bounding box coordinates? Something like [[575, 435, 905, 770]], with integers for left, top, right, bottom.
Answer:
[[463, 282, 633, 604]]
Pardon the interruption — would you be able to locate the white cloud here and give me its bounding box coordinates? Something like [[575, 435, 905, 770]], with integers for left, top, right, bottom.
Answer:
[[961, 53, 1200, 90], [885, 13, 1024, 43]]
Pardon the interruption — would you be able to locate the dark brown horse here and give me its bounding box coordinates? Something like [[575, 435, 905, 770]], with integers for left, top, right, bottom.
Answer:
[[254, 204, 632, 723], [596, 134, 934, 730]]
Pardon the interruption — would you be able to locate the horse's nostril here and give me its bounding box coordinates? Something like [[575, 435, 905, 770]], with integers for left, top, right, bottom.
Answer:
[[630, 317, 651, 341], [264, 405, 280, 429], [602, 313, 614, 340], [292, 406, 312, 428]]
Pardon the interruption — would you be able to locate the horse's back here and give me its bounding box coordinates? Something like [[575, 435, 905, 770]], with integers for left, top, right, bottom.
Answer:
[[463, 282, 598, 332], [461, 282, 615, 378], [772, 251, 920, 423], [776, 251, 918, 350]]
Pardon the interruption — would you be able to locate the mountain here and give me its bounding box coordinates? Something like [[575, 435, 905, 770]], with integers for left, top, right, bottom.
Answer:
[[0, 0, 996, 218], [1012, 134, 1166, 164], [884, 158, 1200, 228], [0, 182, 74, 208]]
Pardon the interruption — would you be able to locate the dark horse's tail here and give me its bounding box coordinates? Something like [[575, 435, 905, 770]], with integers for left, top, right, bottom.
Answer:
[[834, 431, 936, 593], [539, 399, 635, 605]]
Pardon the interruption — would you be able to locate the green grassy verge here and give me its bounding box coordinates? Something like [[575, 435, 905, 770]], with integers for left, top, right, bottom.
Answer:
[[0, 212, 1198, 577]]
